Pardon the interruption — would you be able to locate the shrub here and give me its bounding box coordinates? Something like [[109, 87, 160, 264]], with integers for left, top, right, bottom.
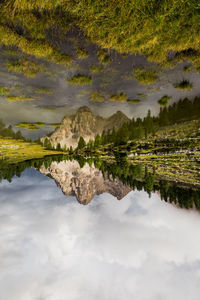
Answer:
[[0, 86, 10, 96], [6, 59, 47, 77], [76, 48, 89, 59], [134, 67, 158, 84], [127, 99, 141, 104], [67, 74, 92, 85], [173, 80, 193, 90], [90, 65, 103, 73], [109, 92, 127, 102], [90, 91, 105, 102], [158, 95, 172, 106], [97, 49, 111, 65]]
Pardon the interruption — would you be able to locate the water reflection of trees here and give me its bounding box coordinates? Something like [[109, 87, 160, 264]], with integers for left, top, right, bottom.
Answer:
[[0, 154, 200, 210]]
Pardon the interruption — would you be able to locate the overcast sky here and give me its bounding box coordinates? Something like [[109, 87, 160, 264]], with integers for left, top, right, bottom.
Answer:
[[0, 169, 200, 300]]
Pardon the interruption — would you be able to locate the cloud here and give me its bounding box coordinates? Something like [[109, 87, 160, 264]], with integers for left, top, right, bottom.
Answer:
[[0, 169, 200, 300]]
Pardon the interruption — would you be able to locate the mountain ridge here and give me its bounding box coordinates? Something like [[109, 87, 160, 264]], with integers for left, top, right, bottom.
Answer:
[[41, 106, 130, 148]]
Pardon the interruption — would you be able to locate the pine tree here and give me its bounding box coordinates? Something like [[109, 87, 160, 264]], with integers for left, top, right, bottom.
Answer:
[[94, 134, 101, 148], [77, 136, 86, 149]]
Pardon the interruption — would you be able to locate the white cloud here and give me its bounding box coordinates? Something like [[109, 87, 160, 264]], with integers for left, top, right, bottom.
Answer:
[[0, 170, 200, 300]]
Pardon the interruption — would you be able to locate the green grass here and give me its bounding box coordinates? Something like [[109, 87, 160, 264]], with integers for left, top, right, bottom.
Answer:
[[1, 0, 200, 71], [67, 74, 92, 85], [6, 95, 34, 101], [15, 122, 39, 130], [90, 65, 103, 73], [127, 99, 141, 104], [0, 8, 72, 67], [97, 49, 111, 65], [6, 59, 47, 77], [0, 86, 10, 96], [173, 80, 193, 90], [16, 122, 46, 130], [76, 48, 89, 59], [4, 46, 19, 56], [0, 136, 62, 164], [90, 91, 105, 102], [134, 67, 158, 84], [109, 92, 128, 102], [158, 95, 172, 106], [184, 65, 193, 73]]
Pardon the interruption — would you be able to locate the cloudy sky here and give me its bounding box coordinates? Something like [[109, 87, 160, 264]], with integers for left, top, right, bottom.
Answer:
[[0, 169, 200, 300]]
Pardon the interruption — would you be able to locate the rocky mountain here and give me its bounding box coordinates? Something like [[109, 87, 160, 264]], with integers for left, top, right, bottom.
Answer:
[[41, 106, 130, 148], [39, 160, 131, 204]]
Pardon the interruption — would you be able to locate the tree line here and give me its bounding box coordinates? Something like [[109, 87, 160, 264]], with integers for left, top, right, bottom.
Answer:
[[41, 97, 200, 152], [0, 119, 24, 140], [74, 97, 200, 150]]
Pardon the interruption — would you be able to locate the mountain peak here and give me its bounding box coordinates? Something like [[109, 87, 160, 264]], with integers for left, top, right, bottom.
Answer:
[[107, 110, 130, 122], [114, 110, 126, 116], [41, 106, 130, 149]]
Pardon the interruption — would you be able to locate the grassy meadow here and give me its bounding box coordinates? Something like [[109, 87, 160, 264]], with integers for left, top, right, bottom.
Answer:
[[0, 1, 200, 70], [0, 137, 62, 164]]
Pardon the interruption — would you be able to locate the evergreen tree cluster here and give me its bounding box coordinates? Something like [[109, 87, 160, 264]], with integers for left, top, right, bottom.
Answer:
[[0, 119, 24, 140], [0, 154, 68, 183], [97, 97, 200, 146]]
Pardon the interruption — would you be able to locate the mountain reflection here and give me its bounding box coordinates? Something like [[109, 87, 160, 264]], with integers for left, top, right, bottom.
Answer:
[[1, 155, 200, 209], [40, 160, 131, 204]]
